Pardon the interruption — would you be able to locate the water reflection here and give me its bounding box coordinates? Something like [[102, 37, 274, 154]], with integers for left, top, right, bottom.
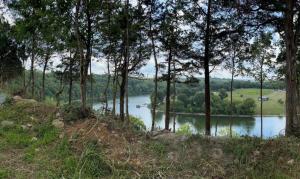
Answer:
[[93, 95, 286, 138]]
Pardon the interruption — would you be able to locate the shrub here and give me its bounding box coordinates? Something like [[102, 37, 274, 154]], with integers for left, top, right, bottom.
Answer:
[[129, 116, 146, 131], [2, 96, 13, 106], [278, 99, 284, 105], [60, 102, 92, 122], [177, 124, 192, 135]]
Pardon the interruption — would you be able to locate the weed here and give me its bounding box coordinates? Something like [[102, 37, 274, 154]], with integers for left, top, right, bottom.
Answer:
[[176, 124, 192, 136], [76, 141, 112, 178], [129, 116, 146, 131]]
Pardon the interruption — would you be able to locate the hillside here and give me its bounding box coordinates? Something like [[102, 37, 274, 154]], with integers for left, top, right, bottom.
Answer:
[[0, 98, 299, 178]]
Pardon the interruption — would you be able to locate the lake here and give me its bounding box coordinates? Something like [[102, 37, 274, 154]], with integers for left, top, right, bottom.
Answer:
[[93, 95, 286, 138]]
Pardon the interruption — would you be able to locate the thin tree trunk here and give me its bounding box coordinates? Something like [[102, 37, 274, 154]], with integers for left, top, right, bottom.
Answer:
[[260, 61, 263, 139], [30, 36, 35, 99], [165, 49, 172, 130], [68, 51, 74, 105], [23, 58, 26, 92], [112, 62, 117, 115], [41, 49, 50, 101], [230, 53, 235, 137], [150, 0, 158, 131], [90, 60, 93, 106], [125, 0, 130, 121], [104, 59, 111, 113], [204, 0, 212, 136], [172, 61, 176, 133], [120, 69, 126, 121], [285, 0, 300, 136], [75, 0, 87, 111]]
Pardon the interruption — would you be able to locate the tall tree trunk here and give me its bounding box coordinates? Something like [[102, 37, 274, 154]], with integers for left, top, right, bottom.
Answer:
[[150, 0, 158, 131], [112, 61, 117, 115], [41, 49, 50, 101], [165, 49, 172, 130], [120, 69, 126, 121], [285, 0, 300, 136], [68, 51, 74, 105], [75, 0, 87, 111], [204, 0, 212, 136], [125, 0, 130, 121], [90, 61, 93, 105], [22, 58, 26, 92], [260, 61, 263, 139], [230, 52, 235, 137], [30, 36, 35, 99], [172, 60, 176, 133], [104, 59, 111, 113]]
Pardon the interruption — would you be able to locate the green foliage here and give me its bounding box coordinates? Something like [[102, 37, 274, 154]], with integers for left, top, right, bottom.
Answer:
[[34, 122, 58, 145], [173, 90, 257, 115], [2, 96, 13, 106], [177, 124, 192, 136], [218, 88, 228, 100], [78, 142, 112, 178], [0, 128, 32, 148], [60, 102, 91, 122], [0, 168, 10, 179], [129, 116, 146, 131]]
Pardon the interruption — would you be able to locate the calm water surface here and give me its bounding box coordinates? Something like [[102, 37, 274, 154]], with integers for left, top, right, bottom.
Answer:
[[93, 95, 286, 138]]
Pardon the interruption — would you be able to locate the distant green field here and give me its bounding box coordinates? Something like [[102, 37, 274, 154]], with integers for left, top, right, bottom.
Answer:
[[226, 88, 285, 115]]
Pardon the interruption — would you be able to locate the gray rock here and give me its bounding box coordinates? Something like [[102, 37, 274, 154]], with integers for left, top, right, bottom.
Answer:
[[52, 119, 64, 129], [13, 95, 23, 101], [1, 120, 15, 128], [21, 125, 29, 131]]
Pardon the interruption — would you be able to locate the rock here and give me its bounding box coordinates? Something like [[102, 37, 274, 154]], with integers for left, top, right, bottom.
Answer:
[[30, 116, 39, 123], [31, 137, 38, 141], [287, 159, 294, 165], [59, 133, 64, 139], [13, 95, 23, 101], [253, 150, 260, 156], [167, 152, 178, 161], [21, 125, 29, 131], [26, 123, 33, 128], [52, 119, 64, 129], [1, 120, 15, 128], [56, 112, 61, 118]]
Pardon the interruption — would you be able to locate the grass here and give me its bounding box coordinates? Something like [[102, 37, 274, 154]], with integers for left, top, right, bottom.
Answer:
[[227, 88, 285, 115]]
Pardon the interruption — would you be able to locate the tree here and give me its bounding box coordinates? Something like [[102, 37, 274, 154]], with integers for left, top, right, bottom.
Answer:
[[248, 32, 275, 138], [237, 0, 300, 136], [158, 0, 193, 130], [0, 19, 23, 87], [218, 88, 228, 100]]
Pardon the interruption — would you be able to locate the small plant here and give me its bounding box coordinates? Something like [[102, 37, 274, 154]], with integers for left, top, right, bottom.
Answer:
[[2, 96, 13, 106], [129, 116, 146, 131], [278, 99, 284, 105], [77, 141, 112, 178], [177, 124, 192, 136]]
